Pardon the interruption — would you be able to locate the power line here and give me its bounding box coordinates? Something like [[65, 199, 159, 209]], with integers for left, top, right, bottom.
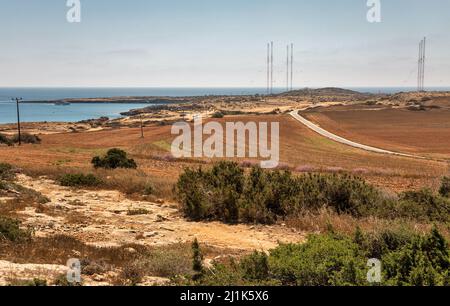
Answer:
[[12, 97, 23, 146]]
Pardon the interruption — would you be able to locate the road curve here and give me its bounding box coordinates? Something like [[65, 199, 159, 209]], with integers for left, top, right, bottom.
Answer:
[[289, 110, 420, 159]]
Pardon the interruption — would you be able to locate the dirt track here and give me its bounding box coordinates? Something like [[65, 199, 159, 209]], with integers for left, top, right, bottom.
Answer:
[[16, 175, 304, 252]]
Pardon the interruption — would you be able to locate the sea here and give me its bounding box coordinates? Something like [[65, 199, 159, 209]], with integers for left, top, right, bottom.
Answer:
[[0, 87, 449, 124]]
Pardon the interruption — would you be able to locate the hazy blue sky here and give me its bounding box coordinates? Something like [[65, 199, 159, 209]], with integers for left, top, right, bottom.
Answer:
[[0, 0, 449, 87]]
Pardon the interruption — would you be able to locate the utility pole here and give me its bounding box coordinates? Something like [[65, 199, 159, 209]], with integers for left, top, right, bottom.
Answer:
[[12, 98, 23, 146], [139, 114, 144, 138]]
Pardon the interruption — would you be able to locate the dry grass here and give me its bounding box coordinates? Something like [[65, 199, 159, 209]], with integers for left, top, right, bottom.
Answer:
[[0, 182, 50, 217], [0, 234, 233, 285], [285, 208, 450, 240], [0, 113, 448, 196]]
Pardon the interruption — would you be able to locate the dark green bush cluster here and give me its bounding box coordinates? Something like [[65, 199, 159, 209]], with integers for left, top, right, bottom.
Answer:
[[127, 208, 150, 216], [211, 111, 225, 118], [0, 216, 32, 242], [12, 133, 41, 144], [382, 228, 450, 286], [0, 163, 15, 181], [394, 189, 450, 222], [190, 228, 449, 286], [0, 133, 12, 146], [176, 162, 244, 223], [1, 133, 41, 145], [58, 173, 102, 187], [91, 148, 137, 169], [439, 177, 450, 198], [176, 162, 387, 224], [176, 162, 450, 224]]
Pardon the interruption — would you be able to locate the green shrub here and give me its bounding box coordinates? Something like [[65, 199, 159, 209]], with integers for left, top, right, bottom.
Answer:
[[176, 161, 449, 225], [240, 251, 269, 281], [11, 133, 41, 144], [0, 163, 15, 181], [192, 238, 203, 280], [354, 227, 419, 259], [24, 278, 47, 286], [211, 111, 224, 118], [0, 216, 32, 242], [396, 189, 450, 222], [127, 208, 150, 216], [0, 133, 12, 146], [58, 173, 102, 187], [383, 227, 450, 286], [191, 228, 449, 286], [10, 278, 48, 286], [269, 234, 367, 286], [439, 177, 450, 198], [92, 148, 137, 169], [143, 184, 154, 195], [53, 274, 82, 286], [176, 162, 243, 223], [176, 162, 389, 224]]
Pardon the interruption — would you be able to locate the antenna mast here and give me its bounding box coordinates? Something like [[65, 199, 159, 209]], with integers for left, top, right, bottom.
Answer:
[[290, 43, 294, 91], [286, 45, 289, 92], [270, 41, 274, 94], [267, 43, 270, 95]]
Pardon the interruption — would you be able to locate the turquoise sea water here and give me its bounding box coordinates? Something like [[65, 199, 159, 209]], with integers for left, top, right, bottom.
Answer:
[[1, 87, 449, 124]]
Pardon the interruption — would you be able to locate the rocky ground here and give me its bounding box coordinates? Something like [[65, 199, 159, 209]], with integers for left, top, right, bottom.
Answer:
[[0, 174, 304, 285]]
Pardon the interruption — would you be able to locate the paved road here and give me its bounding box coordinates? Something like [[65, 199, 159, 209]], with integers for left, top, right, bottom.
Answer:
[[290, 109, 420, 159]]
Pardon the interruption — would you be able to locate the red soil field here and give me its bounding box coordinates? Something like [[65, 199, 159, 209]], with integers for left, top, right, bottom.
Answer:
[[303, 106, 450, 159], [0, 114, 448, 192]]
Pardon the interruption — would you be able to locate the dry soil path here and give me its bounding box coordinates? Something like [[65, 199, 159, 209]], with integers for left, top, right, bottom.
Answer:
[[16, 174, 304, 252]]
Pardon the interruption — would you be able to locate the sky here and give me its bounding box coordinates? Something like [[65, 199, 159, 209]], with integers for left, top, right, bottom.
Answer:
[[0, 0, 449, 88]]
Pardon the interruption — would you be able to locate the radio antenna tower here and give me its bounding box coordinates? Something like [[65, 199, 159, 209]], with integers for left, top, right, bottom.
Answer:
[[286, 45, 290, 92], [267, 43, 270, 95], [417, 37, 427, 92], [270, 41, 274, 94], [290, 43, 294, 91]]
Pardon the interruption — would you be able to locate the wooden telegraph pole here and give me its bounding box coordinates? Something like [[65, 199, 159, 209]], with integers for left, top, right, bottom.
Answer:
[[140, 114, 144, 138], [12, 98, 23, 145]]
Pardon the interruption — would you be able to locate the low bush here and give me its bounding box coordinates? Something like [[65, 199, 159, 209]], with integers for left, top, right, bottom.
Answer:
[[0, 163, 15, 181], [176, 162, 389, 224], [383, 227, 450, 286], [92, 148, 137, 169], [176, 162, 244, 223], [11, 133, 41, 144], [395, 189, 450, 222], [176, 161, 450, 224], [270, 234, 367, 286], [353, 227, 419, 259], [439, 177, 450, 198], [211, 111, 224, 118], [58, 173, 102, 187], [0, 216, 33, 242], [127, 208, 150, 216], [191, 228, 449, 286], [0, 133, 12, 146]]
